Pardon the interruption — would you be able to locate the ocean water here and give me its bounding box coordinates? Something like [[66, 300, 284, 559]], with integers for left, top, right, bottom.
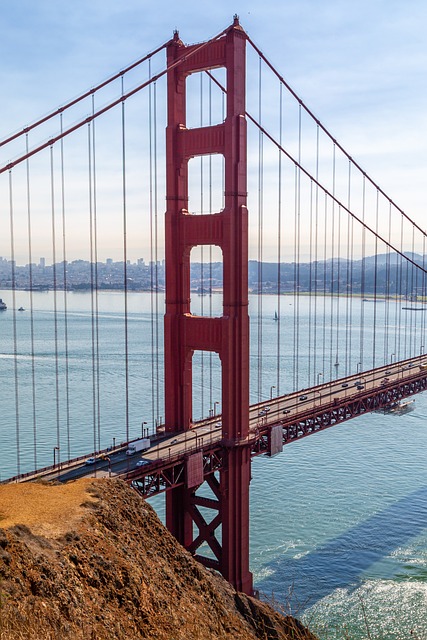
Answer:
[[0, 289, 426, 638], [250, 406, 427, 638]]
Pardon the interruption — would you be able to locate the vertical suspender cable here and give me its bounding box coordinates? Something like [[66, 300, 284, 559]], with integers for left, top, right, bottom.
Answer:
[[257, 56, 263, 401], [313, 126, 320, 383], [393, 211, 399, 361], [410, 225, 416, 356], [8, 171, 20, 476], [384, 202, 392, 364], [397, 214, 404, 359], [394, 215, 402, 360], [335, 203, 341, 377], [414, 227, 420, 354], [307, 124, 317, 385], [321, 193, 328, 379], [50, 145, 61, 464], [25, 135, 38, 470], [402, 233, 409, 357], [372, 190, 379, 369], [346, 161, 353, 376], [329, 144, 336, 380], [121, 77, 130, 445], [91, 99, 101, 451], [88, 100, 101, 452], [276, 83, 283, 395], [293, 103, 301, 390], [148, 63, 161, 429], [307, 177, 313, 386], [347, 161, 354, 373], [59, 115, 71, 459], [87, 123, 98, 456], [359, 176, 366, 370]]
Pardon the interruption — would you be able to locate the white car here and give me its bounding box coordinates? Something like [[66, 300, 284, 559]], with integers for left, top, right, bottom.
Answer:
[[85, 457, 96, 465], [136, 459, 150, 467]]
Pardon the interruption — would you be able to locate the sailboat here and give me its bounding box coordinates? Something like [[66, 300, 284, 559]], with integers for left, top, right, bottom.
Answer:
[[274, 311, 278, 321]]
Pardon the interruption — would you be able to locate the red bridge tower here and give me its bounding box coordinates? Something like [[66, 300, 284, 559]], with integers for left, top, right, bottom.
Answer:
[[164, 17, 252, 594]]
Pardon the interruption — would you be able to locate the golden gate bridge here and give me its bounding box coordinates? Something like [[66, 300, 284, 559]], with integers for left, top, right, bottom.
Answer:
[[1, 17, 426, 595]]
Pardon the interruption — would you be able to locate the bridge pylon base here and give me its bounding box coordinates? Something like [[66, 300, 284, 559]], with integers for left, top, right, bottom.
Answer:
[[166, 443, 253, 595]]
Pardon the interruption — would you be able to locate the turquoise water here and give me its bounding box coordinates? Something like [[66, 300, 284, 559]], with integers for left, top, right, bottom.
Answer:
[[0, 289, 426, 638], [250, 408, 427, 638]]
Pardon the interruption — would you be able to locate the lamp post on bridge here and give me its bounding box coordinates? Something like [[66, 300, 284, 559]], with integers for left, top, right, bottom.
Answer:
[[270, 385, 276, 400], [356, 362, 362, 374], [53, 446, 60, 469], [141, 421, 147, 438], [317, 372, 323, 386], [213, 401, 219, 417], [390, 353, 395, 364]]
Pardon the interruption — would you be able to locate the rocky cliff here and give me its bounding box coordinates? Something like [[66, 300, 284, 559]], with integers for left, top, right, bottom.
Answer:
[[0, 479, 316, 639]]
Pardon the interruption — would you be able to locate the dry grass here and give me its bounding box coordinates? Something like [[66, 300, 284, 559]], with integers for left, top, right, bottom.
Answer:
[[0, 479, 98, 538]]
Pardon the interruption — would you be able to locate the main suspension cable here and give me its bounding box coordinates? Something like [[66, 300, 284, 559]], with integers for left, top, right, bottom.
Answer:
[[246, 34, 427, 241], [0, 41, 170, 149]]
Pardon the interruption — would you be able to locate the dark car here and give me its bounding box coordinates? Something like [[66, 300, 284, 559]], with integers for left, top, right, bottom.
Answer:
[[299, 395, 308, 401]]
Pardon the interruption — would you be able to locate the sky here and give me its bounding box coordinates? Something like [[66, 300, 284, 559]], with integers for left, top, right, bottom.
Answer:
[[1, 0, 427, 263]]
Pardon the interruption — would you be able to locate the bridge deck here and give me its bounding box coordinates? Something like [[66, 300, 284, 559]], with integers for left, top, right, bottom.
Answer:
[[7, 354, 426, 491]]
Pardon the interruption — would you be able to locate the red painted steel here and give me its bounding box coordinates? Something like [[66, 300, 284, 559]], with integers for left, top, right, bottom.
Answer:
[[164, 17, 252, 594], [128, 368, 427, 499]]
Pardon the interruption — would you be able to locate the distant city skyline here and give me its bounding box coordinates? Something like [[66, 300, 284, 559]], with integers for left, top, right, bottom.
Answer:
[[0, 252, 425, 297]]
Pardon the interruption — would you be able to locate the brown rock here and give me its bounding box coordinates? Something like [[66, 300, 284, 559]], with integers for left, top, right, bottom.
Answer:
[[0, 479, 317, 640]]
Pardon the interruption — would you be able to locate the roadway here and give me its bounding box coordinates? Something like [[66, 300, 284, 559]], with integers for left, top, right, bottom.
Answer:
[[250, 355, 424, 426], [12, 353, 427, 485]]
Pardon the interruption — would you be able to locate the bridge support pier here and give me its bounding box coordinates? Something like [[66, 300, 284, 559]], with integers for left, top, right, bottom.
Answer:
[[164, 18, 253, 594]]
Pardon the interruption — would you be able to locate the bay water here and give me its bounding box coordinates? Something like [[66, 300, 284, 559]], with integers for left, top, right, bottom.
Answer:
[[0, 289, 426, 638]]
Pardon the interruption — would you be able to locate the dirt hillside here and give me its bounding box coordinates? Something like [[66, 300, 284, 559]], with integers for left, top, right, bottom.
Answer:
[[0, 479, 316, 640]]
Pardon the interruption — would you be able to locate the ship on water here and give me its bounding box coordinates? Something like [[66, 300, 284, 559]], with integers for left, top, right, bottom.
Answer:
[[0, 299, 7, 310]]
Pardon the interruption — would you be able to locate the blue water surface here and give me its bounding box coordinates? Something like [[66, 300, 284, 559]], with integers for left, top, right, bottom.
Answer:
[[0, 289, 426, 638]]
